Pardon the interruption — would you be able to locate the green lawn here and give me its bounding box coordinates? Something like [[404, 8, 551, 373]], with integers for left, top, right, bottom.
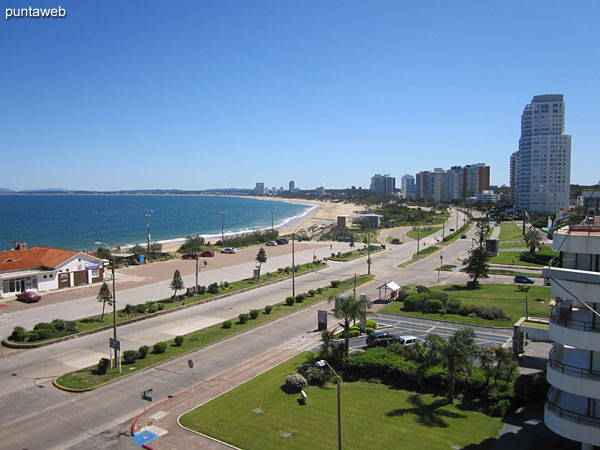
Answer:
[[55, 275, 374, 390], [179, 353, 502, 450], [381, 284, 552, 327], [406, 226, 441, 240], [489, 246, 557, 267], [327, 246, 383, 261], [498, 223, 526, 248]]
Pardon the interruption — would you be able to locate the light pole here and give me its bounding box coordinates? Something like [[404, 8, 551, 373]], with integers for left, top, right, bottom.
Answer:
[[417, 222, 420, 255], [145, 211, 152, 261], [95, 241, 120, 373], [220, 211, 226, 245], [315, 359, 342, 450], [438, 246, 443, 283], [292, 232, 295, 298]]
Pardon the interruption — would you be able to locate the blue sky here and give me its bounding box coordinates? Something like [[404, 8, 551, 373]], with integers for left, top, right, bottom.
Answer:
[[1, 1, 598, 191]]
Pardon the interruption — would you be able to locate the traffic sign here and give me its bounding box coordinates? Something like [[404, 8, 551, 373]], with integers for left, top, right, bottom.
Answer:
[[109, 338, 120, 351], [188, 359, 194, 369], [141, 388, 153, 401]]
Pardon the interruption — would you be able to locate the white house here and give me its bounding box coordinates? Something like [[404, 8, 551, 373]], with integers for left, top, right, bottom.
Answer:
[[0, 245, 105, 297]]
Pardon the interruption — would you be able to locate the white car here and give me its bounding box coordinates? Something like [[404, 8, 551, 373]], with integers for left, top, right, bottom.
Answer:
[[266, 241, 278, 246], [221, 247, 236, 254]]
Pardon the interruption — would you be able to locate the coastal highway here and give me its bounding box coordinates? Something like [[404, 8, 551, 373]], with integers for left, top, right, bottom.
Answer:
[[0, 209, 517, 449]]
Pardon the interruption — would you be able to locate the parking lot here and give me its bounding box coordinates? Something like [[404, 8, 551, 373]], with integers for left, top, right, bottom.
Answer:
[[327, 312, 513, 353]]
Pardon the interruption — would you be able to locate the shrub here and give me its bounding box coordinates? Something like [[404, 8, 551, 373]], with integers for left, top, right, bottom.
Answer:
[[285, 296, 295, 306], [349, 325, 360, 332], [157, 303, 165, 311], [153, 342, 167, 354], [330, 280, 341, 288], [284, 373, 308, 393], [51, 319, 66, 331], [26, 330, 39, 341], [223, 281, 230, 289], [249, 309, 260, 319], [472, 305, 508, 320], [65, 321, 78, 332], [365, 327, 375, 335], [207, 282, 220, 294], [135, 304, 146, 314], [398, 285, 417, 301], [317, 287, 324, 294], [222, 320, 233, 329], [264, 305, 273, 314], [138, 345, 150, 359], [367, 319, 376, 329], [147, 303, 157, 314], [459, 304, 473, 316], [349, 329, 360, 338], [298, 364, 326, 386], [238, 313, 249, 324], [446, 299, 462, 314], [197, 285, 207, 295], [124, 304, 136, 314], [403, 297, 418, 312], [123, 350, 138, 364], [489, 399, 511, 417], [97, 357, 110, 374], [174, 335, 184, 346], [429, 299, 444, 313], [295, 294, 307, 303], [416, 285, 430, 294], [430, 292, 449, 305], [34, 322, 54, 331], [37, 328, 53, 340], [308, 290, 317, 297]]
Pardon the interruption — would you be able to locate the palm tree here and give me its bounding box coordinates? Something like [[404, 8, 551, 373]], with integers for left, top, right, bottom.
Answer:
[[328, 294, 371, 356], [524, 228, 542, 255]]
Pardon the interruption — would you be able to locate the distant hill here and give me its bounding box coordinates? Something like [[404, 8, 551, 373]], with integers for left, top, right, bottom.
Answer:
[[0, 188, 14, 192]]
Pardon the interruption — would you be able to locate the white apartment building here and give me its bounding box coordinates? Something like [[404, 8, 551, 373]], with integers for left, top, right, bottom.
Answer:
[[543, 217, 600, 449], [514, 94, 571, 212]]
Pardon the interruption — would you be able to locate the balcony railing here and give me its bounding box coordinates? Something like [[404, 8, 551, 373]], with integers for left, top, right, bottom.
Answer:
[[547, 392, 600, 427], [548, 348, 600, 379], [550, 310, 600, 332]]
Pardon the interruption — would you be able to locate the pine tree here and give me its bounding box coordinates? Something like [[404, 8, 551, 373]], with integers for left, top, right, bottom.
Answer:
[[96, 282, 113, 321], [170, 269, 185, 299], [464, 246, 489, 287], [255, 247, 267, 279]]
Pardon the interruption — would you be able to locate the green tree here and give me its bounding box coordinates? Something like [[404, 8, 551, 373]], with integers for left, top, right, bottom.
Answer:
[[475, 216, 491, 248], [149, 242, 163, 254], [524, 229, 542, 255], [95, 246, 111, 260], [445, 328, 478, 402], [464, 246, 489, 287], [96, 282, 113, 321], [255, 247, 267, 278], [328, 295, 371, 356], [169, 269, 185, 299]]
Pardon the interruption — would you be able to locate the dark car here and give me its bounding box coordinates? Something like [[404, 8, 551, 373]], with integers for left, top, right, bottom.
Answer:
[[461, 234, 467, 239], [200, 250, 215, 257], [276, 238, 289, 245], [16, 290, 41, 303], [182, 253, 201, 260], [514, 275, 535, 284], [366, 331, 401, 347]]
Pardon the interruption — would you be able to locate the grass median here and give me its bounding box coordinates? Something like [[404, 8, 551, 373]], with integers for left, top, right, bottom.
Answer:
[[54, 274, 375, 391], [8, 262, 326, 344], [179, 352, 502, 450], [381, 283, 552, 327], [406, 226, 441, 240], [327, 246, 384, 261]]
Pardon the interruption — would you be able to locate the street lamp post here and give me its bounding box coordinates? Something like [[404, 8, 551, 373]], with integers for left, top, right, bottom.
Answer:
[[315, 360, 342, 450], [145, 211, 152, 261], [220, 211, 226, 245], [95, 241, 120, 373], [292, 232, 295, 298]]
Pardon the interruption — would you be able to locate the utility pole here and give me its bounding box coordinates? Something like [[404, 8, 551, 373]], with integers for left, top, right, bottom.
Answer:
[[353, 273, 357, 299], [367, 232, 371, 275], [145, 211, 152, 261], [292, 233, 295, 298], [417, 223, 420, 255], [195, 255, 199, 293]]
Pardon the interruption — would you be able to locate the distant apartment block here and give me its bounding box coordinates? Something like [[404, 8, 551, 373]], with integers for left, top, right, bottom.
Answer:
[[289, 180, 295, 192], [254, 182, 265, 196], [370, 174, 395, 196], [401, 174, 415, 200], [513, 94, 571, 212], [315, 186, 325, 197], [415, 164, 490, 202]]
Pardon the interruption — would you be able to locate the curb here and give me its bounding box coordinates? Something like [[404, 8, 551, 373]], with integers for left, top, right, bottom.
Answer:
[[3, 265, 327, 349]]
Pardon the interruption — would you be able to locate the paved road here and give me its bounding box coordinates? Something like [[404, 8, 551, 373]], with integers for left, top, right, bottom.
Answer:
[[0, 208, 520, 449]]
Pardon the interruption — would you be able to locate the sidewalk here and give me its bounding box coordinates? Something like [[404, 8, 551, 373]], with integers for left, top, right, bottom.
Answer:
[[131, 348, 301, 449]]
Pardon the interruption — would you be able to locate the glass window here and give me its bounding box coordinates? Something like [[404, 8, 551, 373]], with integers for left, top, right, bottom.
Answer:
[[562, 252, 576, 269], [577, 253, 592, 271]]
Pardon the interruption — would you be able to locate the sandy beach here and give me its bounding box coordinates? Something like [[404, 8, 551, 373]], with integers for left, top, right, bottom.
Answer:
[[160, 197, 360, 252]]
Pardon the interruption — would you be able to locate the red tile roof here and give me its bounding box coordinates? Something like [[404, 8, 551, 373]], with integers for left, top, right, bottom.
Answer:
[[0, 246, 82, 272]]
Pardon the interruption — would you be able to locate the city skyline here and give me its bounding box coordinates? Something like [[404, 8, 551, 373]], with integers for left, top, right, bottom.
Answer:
[[2, 1, 599, 191]]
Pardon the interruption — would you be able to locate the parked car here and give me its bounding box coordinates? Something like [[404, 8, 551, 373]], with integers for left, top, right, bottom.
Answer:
[[514, 275, 535, 284], [397, 335, 422, 346], [16, 290, 41, 303], [366, 331, 401, 347], [221, 247, 236, 254], [266, 241, 278, 246], [200, 250, 215, 257], [276, 238, 289, 245], [461, 234, 467, 239], [182, 253, 201, 260]]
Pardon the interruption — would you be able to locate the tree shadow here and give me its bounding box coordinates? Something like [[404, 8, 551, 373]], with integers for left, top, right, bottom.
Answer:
[[385, 394, 466, 428]]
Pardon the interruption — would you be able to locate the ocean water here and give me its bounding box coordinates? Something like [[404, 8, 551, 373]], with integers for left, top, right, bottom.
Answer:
[[0, 195, 315, 251]]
